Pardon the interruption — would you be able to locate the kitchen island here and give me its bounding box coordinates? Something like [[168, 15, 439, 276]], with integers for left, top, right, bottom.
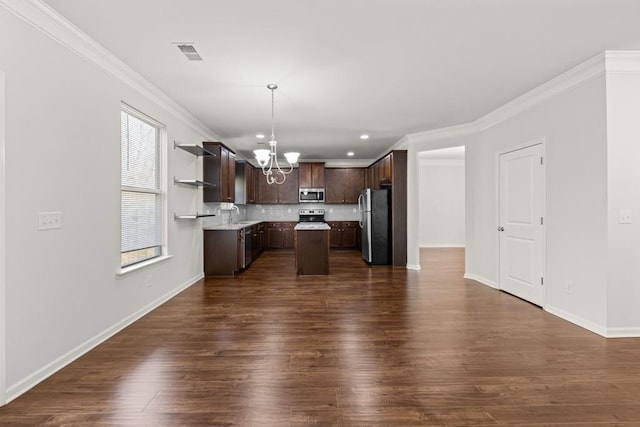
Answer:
[[294, 222, 330, 275]]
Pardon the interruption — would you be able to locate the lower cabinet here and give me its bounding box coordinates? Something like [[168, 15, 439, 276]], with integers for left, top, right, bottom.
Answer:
[[266, 222, 296, 249], [328, 221, 360, 249], [204, 223, 265, 276], [204, 229, 241, 276]]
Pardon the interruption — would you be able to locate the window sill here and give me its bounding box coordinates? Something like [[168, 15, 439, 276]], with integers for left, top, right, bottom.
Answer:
[[116, 255, 173, 277]]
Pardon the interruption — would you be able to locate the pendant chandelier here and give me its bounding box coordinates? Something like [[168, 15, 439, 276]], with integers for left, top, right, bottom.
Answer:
[[254, 84, 300, 185]]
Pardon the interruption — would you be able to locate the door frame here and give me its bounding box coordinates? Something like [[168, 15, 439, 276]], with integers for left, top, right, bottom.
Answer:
[[0, 70, 6, 405], [495, 138, 547, 307]]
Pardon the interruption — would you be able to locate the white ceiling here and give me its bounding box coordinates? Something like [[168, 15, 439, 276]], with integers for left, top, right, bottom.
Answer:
[[43, 0, 640, 162]]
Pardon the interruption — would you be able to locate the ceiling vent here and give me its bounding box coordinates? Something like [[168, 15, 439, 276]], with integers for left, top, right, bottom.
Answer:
[[176, 43, 203, 61]]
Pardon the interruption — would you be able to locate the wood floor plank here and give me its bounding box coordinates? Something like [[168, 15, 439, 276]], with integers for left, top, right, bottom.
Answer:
[[2, 248, 640, 426]]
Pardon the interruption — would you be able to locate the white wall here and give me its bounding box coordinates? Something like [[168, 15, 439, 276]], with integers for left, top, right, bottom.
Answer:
[[604, 55, 640, 335], [468, 78, 609, 332], [0, 69, 7, 405], [406, 54, 611, 334], [418, 158, 465, 247], [0, 6, 218, 402]]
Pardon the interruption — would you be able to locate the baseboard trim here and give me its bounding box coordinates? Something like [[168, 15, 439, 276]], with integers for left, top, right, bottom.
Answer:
[[4, 273, 204, 404], [605, 327, 640, 338], [420, 244, 465, 248], [544, 305, 608, 338], [463, 273, 497, 289], [406, 263, 421, 271]]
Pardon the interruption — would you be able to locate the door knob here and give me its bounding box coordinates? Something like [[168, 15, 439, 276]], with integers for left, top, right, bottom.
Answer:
[[497, 226, 504, 231]]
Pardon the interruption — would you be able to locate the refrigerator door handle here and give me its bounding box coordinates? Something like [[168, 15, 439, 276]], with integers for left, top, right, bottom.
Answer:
[[357, 193, 364, 228]]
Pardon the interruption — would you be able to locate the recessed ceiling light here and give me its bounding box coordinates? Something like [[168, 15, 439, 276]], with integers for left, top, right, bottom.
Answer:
[[347, 152, 355, 156], [360, 134, 369, 140], [256, 134, 265, 139]]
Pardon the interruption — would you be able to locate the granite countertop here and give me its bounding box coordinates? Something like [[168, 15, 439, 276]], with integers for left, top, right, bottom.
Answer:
[[203, 220, 264, 231], [294, 222, 331, 231]]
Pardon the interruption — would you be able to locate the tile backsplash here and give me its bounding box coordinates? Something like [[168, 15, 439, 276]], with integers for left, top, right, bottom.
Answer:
[[201, 202, 359, 227]]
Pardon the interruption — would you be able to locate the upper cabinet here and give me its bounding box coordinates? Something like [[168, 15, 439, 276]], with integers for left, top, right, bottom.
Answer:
[[235, 161, 257, 204], [203, 141, 236, 203], [298, 162, 325, 188], [366, 150, 408, 267], [325, 168, 365, 204], [366, 153, 393, 189], [256, 168, 299, 204]]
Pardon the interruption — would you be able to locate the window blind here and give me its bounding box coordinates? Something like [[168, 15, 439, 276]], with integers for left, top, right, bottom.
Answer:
[[120, 108, 162, 267]]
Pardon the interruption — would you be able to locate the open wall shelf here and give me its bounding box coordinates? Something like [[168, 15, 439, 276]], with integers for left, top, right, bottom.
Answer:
[[173, 141, 216, 157], [174, 213, 216, 220], [173, 178, 214, 187]]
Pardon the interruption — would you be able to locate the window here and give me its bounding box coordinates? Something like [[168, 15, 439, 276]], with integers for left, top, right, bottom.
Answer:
[[120, 105, 164, 267]]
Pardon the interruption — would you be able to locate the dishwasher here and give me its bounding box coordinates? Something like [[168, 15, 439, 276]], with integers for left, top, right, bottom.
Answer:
[[240, 227, 252, 269]]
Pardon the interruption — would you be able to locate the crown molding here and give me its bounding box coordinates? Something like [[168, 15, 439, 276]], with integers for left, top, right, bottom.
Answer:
[[476, 52, 605, 132], [604, 51, 640, 74], [0, 0, 220, 141], [406, 121, 477, 145], [406, 52, 608, 145]]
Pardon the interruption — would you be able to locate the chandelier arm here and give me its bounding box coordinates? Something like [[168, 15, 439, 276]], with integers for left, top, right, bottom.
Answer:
[[273, 169, 286, 184]]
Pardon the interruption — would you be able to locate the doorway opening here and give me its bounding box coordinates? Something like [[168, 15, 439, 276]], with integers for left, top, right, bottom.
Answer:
[[416, 145, 465, 273], [417, 146, 465, 250]]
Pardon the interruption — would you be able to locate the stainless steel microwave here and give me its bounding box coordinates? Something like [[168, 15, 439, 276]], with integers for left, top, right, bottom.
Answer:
[[299, 188, 325, 203]]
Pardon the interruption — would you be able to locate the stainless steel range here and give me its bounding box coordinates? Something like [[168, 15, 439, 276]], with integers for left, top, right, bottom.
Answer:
[[298, 209, 325, 223]]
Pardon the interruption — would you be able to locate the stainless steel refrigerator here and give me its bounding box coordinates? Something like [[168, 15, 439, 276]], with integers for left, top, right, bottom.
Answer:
[[358, 188, 391, 264]]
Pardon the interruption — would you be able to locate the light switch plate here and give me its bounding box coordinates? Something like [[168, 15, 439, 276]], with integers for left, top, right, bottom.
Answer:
[[38, 211, 62, 230]]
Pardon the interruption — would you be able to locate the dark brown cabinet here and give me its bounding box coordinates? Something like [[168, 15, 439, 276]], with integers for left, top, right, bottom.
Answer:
[[328, 221, 359, 249], [258, 223, 266, 254], [248, 223, 264, 262], [204, 222, 265, 276], [204, 230, 241, 276], [256, 168, 299, 204], [295, 229, 330, 275], [282, 223, 295, 248], [298, 162, 325, 188], [325, 168, 365, 203], [235, 161, 257, 204], [366, 153, 393, 189], [379, 154, 392, 184], [266, 222, 296, 249], [366, 150, 408, 267], [203, 141, 236, 203]]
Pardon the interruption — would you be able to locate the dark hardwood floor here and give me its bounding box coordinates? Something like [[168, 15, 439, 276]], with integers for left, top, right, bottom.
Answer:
[[2, 248, 640, 426]]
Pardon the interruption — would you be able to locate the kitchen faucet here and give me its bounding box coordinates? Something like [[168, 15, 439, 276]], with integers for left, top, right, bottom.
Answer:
[[218, 202, 240, 224]]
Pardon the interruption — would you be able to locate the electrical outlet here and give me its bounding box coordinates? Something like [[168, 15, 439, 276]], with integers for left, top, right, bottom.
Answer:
[[619, 209, 632, 224], [566, 280, 573, 294], [38, 211, 62, 230]]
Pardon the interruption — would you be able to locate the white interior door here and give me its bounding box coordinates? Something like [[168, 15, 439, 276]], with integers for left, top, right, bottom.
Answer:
[[498, 143, 545, 306]]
